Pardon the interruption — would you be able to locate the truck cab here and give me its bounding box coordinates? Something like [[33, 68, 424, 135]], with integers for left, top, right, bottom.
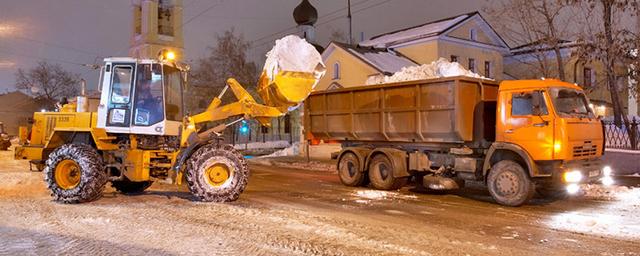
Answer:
[[495, 79, 605, 189]]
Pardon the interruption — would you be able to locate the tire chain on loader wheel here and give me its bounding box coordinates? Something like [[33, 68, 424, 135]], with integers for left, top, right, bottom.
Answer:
[[338, 152, 368, 187], [185, 143, 249, 202], [487, 160, 536, 207], [44, 144, 107, 204], [111, 177, 153, 195], [367, 154, 408, 190]]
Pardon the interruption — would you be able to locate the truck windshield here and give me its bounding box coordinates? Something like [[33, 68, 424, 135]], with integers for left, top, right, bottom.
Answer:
[[549, 87, 593, 118]]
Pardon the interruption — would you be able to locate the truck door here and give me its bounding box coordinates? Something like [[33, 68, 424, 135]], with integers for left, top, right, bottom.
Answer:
[[106, 64, 135, 128], [503, 90, 555, 160]]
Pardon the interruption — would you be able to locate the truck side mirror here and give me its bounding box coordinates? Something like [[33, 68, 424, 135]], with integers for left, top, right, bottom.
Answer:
[[531, 91, 543, 116]]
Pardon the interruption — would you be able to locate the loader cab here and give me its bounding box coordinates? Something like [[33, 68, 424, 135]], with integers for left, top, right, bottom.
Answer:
[[96, 57, 186, 136]]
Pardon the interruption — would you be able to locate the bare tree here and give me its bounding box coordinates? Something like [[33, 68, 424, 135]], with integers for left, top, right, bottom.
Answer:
[[189, 28, 259, 111], [15, 61, 80, 108], [485, 0, 573, 80]]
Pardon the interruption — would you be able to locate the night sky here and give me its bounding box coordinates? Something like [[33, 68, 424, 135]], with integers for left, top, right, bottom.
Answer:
[[0, 0, 485, 92]]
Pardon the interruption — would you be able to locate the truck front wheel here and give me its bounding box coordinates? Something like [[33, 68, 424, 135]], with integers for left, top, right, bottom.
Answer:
[[185, 143, 249, 202], [368, 154, 408, 190], [44, 144, 107, 203], [487, 160, 535, 206], [338, 152, 368, 186]]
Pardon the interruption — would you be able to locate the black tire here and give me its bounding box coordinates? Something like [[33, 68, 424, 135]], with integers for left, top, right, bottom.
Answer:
[[487, 160, 535, 206], [368, 154, 408, 190], [185, 143, 249, 202], [111, 177, 153, 195], [44, 144, 107, 204], [338, 152, 368, 186]]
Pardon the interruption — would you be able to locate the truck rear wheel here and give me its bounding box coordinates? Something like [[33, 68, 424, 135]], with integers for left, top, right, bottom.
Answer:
[[487, 160, 535, 206], [368, 154, 408, 190], [338, 152, 367, 186], [44, 144, 107, 204], [186, 143, 249, 202], [111, 177, 153, 194]]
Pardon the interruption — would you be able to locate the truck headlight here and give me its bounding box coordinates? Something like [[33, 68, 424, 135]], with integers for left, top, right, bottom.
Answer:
[[563, 170, 583, 183], [566, 183, 580, 194], [603, 166, 612, 177]]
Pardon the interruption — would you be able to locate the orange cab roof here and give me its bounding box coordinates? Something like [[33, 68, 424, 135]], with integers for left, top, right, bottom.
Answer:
[[499, 79, 583, 91]]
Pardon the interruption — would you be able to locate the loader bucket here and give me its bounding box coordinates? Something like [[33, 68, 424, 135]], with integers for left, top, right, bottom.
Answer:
[[258, 63, 326, 109]]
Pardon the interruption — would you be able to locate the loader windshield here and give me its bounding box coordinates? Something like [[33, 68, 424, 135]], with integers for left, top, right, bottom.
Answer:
[[133, 64, 164, 126]]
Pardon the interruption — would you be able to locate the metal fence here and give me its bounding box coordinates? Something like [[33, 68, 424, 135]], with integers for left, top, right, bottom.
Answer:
[[222, 114, 300, 146], [603, 117, 640, 150]]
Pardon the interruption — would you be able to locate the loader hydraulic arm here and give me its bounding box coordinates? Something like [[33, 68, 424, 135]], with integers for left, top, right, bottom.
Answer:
[[179, 77, 288, 148]]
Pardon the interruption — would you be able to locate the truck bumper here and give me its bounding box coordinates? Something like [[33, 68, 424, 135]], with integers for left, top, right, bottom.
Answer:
[[535, 158, 613, 193]]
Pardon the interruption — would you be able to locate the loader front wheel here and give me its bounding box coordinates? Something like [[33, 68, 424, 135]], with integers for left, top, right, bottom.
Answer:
[[44, 144, 106, 204], [186, 143, 249, 202], [111, 177, 153, 195]]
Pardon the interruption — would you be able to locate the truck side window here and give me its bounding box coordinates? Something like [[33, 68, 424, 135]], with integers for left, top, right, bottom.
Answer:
[[512, 92, 548, 116]]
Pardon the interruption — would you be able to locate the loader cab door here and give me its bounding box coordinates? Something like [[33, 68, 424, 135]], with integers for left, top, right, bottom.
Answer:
[[106, 63, 135, 129]]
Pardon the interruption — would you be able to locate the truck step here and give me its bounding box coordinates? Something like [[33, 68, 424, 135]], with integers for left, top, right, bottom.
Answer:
[[97, 136, 117, 141]]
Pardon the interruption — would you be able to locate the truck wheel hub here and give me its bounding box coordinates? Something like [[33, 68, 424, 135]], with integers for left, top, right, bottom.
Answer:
[[55, 159, 81, 190], [495, 172, 519, 196], [205, 164, 231, 187]]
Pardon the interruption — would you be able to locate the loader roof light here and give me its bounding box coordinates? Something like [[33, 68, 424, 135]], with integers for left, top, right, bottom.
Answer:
[[165, 51, 176, 61], [158, 49, 176, 61]]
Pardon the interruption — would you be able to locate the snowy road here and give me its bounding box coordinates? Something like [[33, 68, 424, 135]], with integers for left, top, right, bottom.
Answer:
[[1, 149, 639, 255]]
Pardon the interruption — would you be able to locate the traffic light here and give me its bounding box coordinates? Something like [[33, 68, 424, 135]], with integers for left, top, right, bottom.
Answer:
[[239, 120, 249, 134]]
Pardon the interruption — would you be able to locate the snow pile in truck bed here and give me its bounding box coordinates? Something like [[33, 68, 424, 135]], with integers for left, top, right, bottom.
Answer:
[[263, 35, 323, 81], [365, 57, 487, 85]]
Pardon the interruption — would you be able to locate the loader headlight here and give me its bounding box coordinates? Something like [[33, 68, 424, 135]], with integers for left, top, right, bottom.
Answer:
[[563, 170, 583, 183]]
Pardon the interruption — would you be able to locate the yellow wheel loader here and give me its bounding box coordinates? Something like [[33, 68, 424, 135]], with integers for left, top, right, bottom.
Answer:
[[0, 122, 10, 151], [15, 52, 325, 203]]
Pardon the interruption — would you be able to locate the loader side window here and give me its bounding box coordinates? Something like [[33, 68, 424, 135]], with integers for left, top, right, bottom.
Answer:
[[164, 65, 183, 121], [111, 66, 133, 104], [133, 64, 164, 126]]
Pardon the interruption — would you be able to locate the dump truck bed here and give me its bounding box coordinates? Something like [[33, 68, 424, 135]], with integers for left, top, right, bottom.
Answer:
[[304, 76, 499, 145]]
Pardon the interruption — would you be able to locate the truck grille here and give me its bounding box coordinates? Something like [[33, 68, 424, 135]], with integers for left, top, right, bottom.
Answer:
[[573, 141, 597, 158]]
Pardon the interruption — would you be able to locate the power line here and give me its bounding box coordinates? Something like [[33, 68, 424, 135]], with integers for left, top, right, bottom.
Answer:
[[10, 35, 102, 58]]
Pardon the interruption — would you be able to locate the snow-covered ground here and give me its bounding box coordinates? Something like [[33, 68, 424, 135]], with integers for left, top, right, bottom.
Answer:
[[365, 58, 488, 85]]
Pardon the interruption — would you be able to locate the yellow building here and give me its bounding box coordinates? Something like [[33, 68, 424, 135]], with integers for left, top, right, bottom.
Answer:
[[317, 12, 510, 91], [129, 0, 184, 60]]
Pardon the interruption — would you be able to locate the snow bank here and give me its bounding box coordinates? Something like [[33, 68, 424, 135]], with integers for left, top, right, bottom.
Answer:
[[264, 35, 323, 82], [365, 57, 487, 85], [579, 184, 637, 201], [259, 142, 301, 158], [233, 140, 289, 150]]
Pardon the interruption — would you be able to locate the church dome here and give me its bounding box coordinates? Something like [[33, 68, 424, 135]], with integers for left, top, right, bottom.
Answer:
[[293, 0, 318, 26]]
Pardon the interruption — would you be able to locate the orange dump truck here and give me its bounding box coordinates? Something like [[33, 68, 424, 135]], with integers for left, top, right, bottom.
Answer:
[[305, 76, 611, 206]]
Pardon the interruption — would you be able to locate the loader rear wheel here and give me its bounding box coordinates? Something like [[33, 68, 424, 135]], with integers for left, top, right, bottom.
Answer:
[[487, 160, 535, 207], [186, 143, 249, 202], [111, 177, 153, 195], [44, 144, 106, 204], [368, 154, 408, 190], [338, 152, 368, 187]]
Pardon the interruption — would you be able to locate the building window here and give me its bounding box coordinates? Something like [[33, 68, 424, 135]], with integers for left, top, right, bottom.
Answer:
[[134, 5, 142, 35], [450, 55, 458, 63], [158, 0, 174, 36], [470, 29, 476, 41], [468, 58, 475, 73], [584, 67, 592, 87], [484, 61, 491, 78], [333, 62, 340, 79]]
